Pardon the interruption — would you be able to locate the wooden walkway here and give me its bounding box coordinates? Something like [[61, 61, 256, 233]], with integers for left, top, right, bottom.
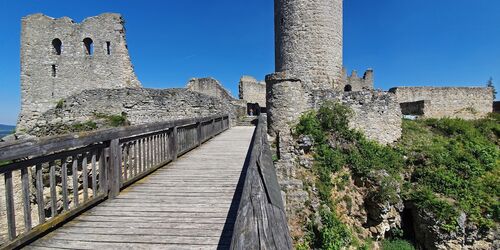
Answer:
[[27, 127, 255, 250]]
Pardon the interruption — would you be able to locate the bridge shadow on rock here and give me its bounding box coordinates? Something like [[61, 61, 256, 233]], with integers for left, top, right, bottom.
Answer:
[[216, 126, 256, 249]]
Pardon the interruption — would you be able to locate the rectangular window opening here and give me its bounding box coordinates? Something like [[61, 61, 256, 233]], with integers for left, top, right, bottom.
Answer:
[[52, 64, 57, 77], [106, 41, 111, 55]]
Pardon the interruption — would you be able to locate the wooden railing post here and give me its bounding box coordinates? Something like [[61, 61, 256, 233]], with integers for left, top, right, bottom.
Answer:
[[197, 121, 202, 146], [109, 139, 121, 198], [171, 126, 178, 161], [211, 119, 215, 138], [5, 172, 16, 240]]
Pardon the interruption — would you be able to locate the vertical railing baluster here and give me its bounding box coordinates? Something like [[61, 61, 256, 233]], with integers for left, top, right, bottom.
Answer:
[[91, 151, 97, 197], [163, 132, 167, 162], [21, 167, 32, 231], [35, 163, 45, 224], [98, 148, 107, 195], [172, 126, 178, 160], [122, 143, 128, 183], [145, 137, 150, 169], [133, 141, 138, 177], [49, 161, 57, 217], [82, 155, 88, 202], [5, 171, 17, 240], [109, 139, 121, 198], [128, 142, 134, 178], [72, 156, 79, 207], [61, 158, 69, 211], [138, 138, 143, 174], [152, 135, 156, 166]]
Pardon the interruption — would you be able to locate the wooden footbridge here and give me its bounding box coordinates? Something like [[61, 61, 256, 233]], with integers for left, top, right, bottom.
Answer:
[[0, 115, 292, 249]]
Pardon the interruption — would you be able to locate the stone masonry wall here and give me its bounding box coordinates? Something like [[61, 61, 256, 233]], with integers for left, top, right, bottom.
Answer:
[[18, 13, 141, 131], [311, 90, 402, 145], [267, 72, 402, 145], [186, 77, 235, 102], [186, 77, 247, 114], [28, 88, 240, 136], [389, 87, 493, 119], [238, 76, 267, 107], [275, 0, 343, 90]]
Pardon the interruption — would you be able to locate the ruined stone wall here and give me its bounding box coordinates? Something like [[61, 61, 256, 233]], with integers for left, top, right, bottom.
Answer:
[[389, 87, 493, 119], [275, 0, 343, 90], [238, 76, 267, 107], [28, 88, 242, 136], [342, 68, 374, 92], [186, 77, 234, 102], [186, 77, 247, 115], [18, 13, 141, 131], [311, 90, 402, 145], [267, 73, 402, 145]]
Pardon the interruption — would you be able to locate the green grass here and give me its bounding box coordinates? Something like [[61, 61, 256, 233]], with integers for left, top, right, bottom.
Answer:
[[381, 239, 415, 250], [0, 160, 12, 167], [399, 116, 499, 230], [94, 112, 130, 127]]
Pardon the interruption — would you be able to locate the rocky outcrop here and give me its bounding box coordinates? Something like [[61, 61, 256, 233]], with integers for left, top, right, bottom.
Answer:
[[406, 202, 499, 250]]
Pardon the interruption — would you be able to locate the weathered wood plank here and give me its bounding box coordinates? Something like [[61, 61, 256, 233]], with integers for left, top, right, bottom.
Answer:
[[72, 156, 79, 207], [82, 156, 89, 202], [35, 164, 45, 224], [230, 115, 292, 250], [109, 139, 121, 198], [49, 161, 57, 217], [91, 151, 97, 197], [61, 159, 69, 211], [4, 171, 17, 240], [21, 167, 32, 231], [29, 240, 220, 250]]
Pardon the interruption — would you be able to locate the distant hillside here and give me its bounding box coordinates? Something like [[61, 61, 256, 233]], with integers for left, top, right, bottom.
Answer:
[[0, 124, 15, 138]]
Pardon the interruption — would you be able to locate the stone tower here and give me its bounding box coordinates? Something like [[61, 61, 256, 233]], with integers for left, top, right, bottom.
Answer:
[[18, 13, 141, 131], [274, 0, 343, 90]]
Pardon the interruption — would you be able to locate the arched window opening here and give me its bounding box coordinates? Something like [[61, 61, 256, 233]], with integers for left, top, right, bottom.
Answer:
[[52, 64, 57, 77], [106, 41, 111, 55], [83, 38, 94, 55], [344, 85, 352, 92], [52, 38, 62, 55]]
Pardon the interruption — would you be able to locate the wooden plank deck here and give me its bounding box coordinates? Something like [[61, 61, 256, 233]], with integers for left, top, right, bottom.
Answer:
[[27, 127, 255, 250]]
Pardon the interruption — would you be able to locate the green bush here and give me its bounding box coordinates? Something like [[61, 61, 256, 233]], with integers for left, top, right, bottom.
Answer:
[[71, 121, 98, 132], [295, 101, 498, 247], [55, 99, 65, 109], [401, 117, 500, 230], [94, 112, 130, 127], [316, 208, 352, 250], [381, 239, 415, 250]]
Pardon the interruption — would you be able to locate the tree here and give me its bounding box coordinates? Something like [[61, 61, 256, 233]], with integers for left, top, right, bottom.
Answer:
[[487, 77, 497, 99]]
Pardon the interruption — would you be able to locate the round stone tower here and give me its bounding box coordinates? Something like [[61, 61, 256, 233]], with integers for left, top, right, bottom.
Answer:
[[274, 0, 343, 90]]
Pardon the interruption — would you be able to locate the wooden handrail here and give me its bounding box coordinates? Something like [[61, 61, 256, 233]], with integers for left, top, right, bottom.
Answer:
[[0, 114, 225, 162], [0, 114, 230, 249], [230, 115, 293, 250]]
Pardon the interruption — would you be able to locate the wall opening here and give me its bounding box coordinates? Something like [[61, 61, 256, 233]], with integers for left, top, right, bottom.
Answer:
[[52, 38, 62, 55], [83, 38, 94, 55], [106, 41, 111, 55], [344, 85, 352, 92], [51, 64, 57, 77]]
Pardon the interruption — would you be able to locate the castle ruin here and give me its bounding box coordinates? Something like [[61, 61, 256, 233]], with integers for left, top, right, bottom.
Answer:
[[275, 0, 343, 90], [18, 13, 141, 131], [342, 68, 374, 92], [267, 0, 402, 145]]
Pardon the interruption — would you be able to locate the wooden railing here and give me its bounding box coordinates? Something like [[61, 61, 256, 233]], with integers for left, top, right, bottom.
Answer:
[[230, 115, 292, 250], [0, 114, 229, 249]]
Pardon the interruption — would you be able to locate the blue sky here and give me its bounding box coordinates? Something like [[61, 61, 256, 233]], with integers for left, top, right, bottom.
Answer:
[[0, 0, 499, 125]]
